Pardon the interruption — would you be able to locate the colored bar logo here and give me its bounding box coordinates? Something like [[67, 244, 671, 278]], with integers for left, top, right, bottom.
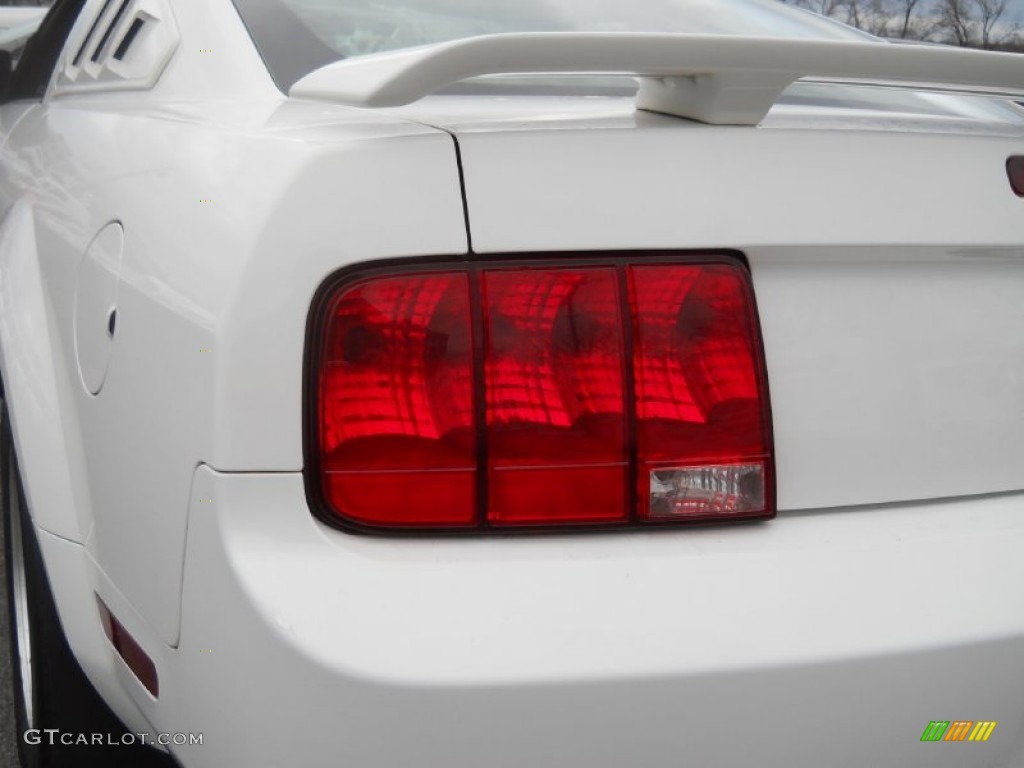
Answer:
[[921, 721, 997, 743]]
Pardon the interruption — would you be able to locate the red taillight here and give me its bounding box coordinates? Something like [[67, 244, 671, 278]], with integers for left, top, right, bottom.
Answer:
[[311, 256, 773, 531]]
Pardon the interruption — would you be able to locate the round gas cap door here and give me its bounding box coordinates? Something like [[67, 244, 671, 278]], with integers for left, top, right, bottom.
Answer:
[[74, 222, 124, 395]]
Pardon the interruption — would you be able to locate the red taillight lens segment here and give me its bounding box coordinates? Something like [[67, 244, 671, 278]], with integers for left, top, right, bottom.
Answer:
[[630, 265, 770, 520], [484, 268, 627, 525], [318, 273, 476, 526], [313, 257, 772, 531]]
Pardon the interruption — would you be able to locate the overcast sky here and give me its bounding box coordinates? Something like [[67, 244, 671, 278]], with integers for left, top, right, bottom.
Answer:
[[982, 0, 1024, 32]]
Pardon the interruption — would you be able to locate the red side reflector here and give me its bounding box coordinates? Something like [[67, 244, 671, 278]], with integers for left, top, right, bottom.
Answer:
[[96, 597, 159, 697], [311, 255, 773, 531], [1008, 156, 1024, 197]]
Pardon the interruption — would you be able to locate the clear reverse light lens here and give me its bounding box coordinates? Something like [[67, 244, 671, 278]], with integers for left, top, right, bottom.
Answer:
[[648, 463, 765, 519]]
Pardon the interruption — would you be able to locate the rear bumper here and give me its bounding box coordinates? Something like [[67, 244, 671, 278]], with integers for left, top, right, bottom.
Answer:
[[154, 467, 1024, 767]]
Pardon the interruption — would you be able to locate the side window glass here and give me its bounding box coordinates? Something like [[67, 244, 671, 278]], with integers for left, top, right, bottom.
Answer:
[[7, 0, 88, 102]]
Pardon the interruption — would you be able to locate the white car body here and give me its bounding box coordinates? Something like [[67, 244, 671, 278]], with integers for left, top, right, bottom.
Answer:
[[0, 0, 1023, 766]]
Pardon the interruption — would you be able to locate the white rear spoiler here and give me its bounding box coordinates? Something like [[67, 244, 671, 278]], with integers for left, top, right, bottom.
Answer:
[[289, 32, 1024, 125]]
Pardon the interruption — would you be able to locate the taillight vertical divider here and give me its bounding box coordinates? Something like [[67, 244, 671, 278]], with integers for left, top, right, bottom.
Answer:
[[467, 266, 490, 529], [616, 264, 639, 525]]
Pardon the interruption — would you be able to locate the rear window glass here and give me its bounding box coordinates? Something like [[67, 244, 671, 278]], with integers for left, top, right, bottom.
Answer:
[[231, 0, 873, 90]]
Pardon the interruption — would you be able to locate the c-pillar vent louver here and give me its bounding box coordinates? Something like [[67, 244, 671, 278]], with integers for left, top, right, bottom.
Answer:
[[56, 0, 179, 95]]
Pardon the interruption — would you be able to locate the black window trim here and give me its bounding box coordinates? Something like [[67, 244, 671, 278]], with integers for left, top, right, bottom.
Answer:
[[5, 0, 89, 104]]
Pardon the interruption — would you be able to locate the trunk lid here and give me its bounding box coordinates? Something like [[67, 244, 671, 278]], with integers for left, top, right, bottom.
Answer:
[[402, 94, 1024, 512]]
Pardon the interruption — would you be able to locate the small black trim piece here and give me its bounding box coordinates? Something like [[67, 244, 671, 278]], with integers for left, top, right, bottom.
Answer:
[[91, 0, 130, 64], [73, 0, 114, 67], [7, 0, 89, 102], [112, 16, 145, 62], [303, 250, 775, 537]]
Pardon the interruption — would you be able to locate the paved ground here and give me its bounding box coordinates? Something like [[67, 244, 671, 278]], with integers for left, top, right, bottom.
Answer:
[[0, 499, 21, 767]]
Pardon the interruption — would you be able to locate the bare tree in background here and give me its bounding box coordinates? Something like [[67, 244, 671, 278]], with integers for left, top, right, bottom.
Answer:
[[934, 0, 1018, 46], [781, 0, 1020, 48], [845, 0, 885, 35], [976, 0, 1015, 46], [788, 0, 851, 14], [935, 0, 977, 44], [891, 0, 934, 38], [782, 0, 914, 36]]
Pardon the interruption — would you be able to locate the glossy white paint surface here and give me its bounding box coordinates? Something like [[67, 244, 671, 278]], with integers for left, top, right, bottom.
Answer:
[[0, 0, 1022, 765], [74, 221, 123, 395], [1, 0, 468, 648], [1, 100, 465, 648], [35, 527, 159, 740], [410, 107, 1024, 511], [1, 92, 257, 644], [0, 201, 91, 543], [149, 468, 1024, 767]]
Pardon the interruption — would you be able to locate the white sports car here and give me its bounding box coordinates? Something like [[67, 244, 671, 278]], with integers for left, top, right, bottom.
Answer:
[[1, 0, 1023, 766]]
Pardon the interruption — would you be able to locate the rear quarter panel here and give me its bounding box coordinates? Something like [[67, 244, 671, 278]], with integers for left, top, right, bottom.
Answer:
[[0, 97, 468, 647]]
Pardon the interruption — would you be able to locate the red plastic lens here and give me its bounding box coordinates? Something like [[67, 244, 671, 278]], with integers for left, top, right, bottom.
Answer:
[[1008, 156, 1024, 197], [313, 257, 772, 530], [97, 597, 159, 697], [318, 273, 476, 526], [483, 268, 627, 525], [630, 264, 771, 520]]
